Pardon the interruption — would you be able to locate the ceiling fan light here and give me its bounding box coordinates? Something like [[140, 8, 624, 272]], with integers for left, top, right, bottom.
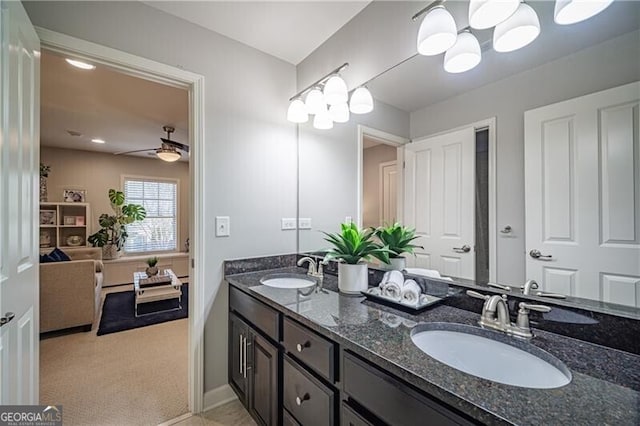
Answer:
[[313, 107, 334, 130], [469, 0, 520, 30], [349, 87, 374, 114], [417, 6, 458, 56], [323, 76, 349, 105], [305, 88, 326, 115], [444, 32, 482, 74], [493, 3, 540, 52], [554, 0, 614, 25], [329, 103, 350, 123], [157, 149, 181, 162], [287, 99, 308, 123]]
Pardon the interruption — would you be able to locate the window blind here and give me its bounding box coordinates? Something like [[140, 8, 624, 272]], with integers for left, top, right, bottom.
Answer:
[[123, 178, 178, 253]]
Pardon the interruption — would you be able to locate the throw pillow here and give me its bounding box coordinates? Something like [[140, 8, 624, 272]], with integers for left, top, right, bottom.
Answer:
[[40, 254, 55, 263], [48, 248, 71, 262]]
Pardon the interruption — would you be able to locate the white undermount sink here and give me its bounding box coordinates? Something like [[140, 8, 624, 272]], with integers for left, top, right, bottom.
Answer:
[[260, 273, 316, 289], [411, 323, 572, 389]]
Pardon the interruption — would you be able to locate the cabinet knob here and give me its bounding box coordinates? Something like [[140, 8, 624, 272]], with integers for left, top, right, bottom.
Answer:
[[296, 341, 310, 353], [295, 393, 310, 406]]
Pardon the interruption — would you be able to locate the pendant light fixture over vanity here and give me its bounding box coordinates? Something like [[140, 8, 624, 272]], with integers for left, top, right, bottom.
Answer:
[[413, 0, 615, 73], [287, 62, 374, 128]]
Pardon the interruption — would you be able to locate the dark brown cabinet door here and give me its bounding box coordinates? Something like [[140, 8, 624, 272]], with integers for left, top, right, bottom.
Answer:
[[229, 312, 249, 404], [248, 331, 279, 426]]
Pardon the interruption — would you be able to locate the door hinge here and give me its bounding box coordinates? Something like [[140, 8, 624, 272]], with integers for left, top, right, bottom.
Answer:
[[191, 258, 194, 268], [403, 161, 406, 169]]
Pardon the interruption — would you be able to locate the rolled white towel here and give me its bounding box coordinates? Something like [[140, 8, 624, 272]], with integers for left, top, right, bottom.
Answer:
[[401, 279, 422, 305], [404, 268, 441, 278], [382, 270, 405, 299], [378, 271, 391, 290]]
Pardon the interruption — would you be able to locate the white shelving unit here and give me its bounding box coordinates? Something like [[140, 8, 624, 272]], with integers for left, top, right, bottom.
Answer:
[[39, 202, 91, 250]]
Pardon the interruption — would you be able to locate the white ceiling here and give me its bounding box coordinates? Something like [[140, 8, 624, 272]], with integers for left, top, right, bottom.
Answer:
[[143, 1, 371, 64], [368, 0, 640, 113], [41, 50, 189, 160]]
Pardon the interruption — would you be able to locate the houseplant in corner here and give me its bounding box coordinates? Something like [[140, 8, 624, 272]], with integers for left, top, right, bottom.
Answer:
[[373, 223, 423, 271], [323, 222, 390, 294], [88, 189, 146, 260]]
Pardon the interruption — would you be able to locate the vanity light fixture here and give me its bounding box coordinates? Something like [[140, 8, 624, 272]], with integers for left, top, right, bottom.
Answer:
[[329, 103, 350, 123], [323, 76, 349, 105], [554, 0, 614, 25], [287, 98, 308, 123], [349, 87, 374, 114], [415, 3, 458, 56], [444, 30, 482, 73], [313, 107, 334, 130], [468, 0, 520, 30], [65, 58, 96, 70], [304, 88, 326, 115], [493, 2, 540, 52]]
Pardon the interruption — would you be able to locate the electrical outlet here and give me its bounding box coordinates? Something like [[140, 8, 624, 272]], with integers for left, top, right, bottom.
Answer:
[[298, 218, 312, 230], [215, 216, 230, 237], [281, 218, 297, 230]]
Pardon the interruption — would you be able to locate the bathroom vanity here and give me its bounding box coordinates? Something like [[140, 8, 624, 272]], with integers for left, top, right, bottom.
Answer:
[[226, 258, 640, 426]]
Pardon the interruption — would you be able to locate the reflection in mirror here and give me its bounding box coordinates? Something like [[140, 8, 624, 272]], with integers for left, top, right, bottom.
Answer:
[[297, 0, 640, 314]]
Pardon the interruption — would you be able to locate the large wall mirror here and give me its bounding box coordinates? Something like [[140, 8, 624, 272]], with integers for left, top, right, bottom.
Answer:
[[297, 1, 640, 316]]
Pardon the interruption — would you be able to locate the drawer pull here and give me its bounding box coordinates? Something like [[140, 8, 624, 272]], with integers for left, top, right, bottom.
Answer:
[[295, 393, 310, 406], [296, 341, 310, 353]]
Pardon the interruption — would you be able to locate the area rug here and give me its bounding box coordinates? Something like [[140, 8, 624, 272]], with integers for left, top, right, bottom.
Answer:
[[97, 284, 188, 336]]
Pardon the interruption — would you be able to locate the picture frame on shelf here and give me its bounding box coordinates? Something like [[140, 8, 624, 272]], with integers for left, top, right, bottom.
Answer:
[[39, 210, 56, 225], [75, 216, 85, 226], [64, 216, 76, 225], [63, 189, 86, 203]]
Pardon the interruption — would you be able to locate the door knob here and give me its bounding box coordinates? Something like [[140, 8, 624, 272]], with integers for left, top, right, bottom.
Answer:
[[0, 312, 14, 327], [529, 249, 553, 260], [453, 245, 471, 253]]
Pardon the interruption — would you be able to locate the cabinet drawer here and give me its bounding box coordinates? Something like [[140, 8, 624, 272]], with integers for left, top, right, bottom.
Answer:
[[229, 286, 280, 341], [283, 317, 335, 381], [343, 351, 475, 426], [283, 409, 300, 426], [283, 355, 335, 426], [342, 403, 374, 426]]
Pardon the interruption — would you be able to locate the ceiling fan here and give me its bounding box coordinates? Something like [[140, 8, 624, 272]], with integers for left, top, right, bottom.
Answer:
[[115, 126, 189, 162]]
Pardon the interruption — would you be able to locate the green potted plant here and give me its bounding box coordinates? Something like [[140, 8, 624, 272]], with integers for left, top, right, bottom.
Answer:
[[88, 189, 146, 259], [146, 256, 159, 276], [323, 222, 390, 294], [373, 223, 423, 271]]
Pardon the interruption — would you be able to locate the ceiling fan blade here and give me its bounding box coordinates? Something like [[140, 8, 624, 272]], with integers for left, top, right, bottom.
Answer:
[[114, 148, 158, 155], [161, 138, 189, 153]]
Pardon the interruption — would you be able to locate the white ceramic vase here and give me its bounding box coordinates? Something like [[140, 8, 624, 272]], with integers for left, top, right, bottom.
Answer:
[[387, 257, 406, 271], [338, 263, 369, 294]]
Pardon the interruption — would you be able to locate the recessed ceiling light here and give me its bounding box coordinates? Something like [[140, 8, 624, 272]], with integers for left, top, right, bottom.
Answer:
[[91, 138, 106, 144], [65, 58, 96, 70]]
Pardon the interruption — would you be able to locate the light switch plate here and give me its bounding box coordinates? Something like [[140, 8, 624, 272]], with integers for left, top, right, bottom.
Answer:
[[216, 216, 230, 237], [298, 218, 312, 230], [281, 218, 297, 230]]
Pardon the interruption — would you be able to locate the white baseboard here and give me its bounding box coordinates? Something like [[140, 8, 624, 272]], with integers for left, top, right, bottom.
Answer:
[[203, 384, 238, 412]]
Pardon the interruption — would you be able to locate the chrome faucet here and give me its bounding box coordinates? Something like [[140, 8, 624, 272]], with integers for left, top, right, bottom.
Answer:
[[467, 290, 551, 339], [521, 279, 566, 299], [297, 256, 325, 291]]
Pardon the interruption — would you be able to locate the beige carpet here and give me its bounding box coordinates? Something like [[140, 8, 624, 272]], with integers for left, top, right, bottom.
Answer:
[[40, 285, 189, 426], [171, 400, 256, 426]]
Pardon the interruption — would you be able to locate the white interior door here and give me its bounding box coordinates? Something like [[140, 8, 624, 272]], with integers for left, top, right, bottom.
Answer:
[[379, 160, 397, 225], [404, 127, 475, 279], [0, 1, 40, 404], [524, 82, 640, 306]]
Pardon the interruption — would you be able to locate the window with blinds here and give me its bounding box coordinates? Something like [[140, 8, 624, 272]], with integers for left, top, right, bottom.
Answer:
[[123, 177, 178, 253]]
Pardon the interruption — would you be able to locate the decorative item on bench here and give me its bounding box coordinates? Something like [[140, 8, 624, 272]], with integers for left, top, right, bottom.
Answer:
[[322, 222, 391, 294], [87, 189, 146, 260], [373, 223, 423, 271], [139, 271, 172, 288], [145, 256, 159, 276]]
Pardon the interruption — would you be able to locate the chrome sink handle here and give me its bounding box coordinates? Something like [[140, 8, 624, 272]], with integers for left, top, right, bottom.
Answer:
[[466, 290, 490, 301], [516, 302, 551, 336]]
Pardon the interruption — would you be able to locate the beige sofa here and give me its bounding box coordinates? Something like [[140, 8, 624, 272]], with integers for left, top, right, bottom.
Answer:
[[40, 248, 104, 333]]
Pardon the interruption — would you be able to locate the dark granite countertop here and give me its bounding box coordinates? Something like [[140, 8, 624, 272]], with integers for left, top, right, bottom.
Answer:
[[226, 266, 640, 426]]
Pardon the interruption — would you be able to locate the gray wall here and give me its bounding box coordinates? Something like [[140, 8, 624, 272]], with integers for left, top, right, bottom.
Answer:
[[410, 30, 640, 285], [24, 1, 297, 393], [298, 100, 409, 251]]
